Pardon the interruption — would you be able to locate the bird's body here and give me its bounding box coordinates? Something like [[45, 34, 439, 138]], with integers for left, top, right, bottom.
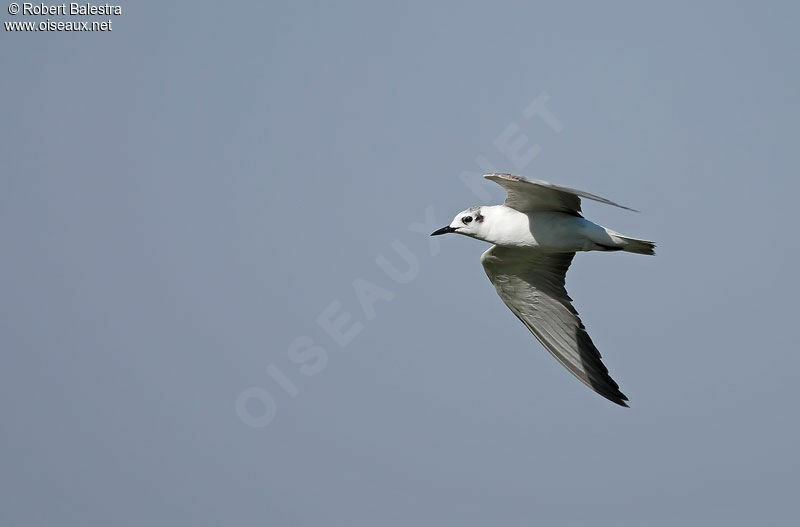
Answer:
[[432, 173, 655, 407], [455, 205, 639, 252]]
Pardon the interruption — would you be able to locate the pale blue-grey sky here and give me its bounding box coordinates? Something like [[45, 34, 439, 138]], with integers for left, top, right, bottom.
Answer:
[[2, 1, 799, 526]]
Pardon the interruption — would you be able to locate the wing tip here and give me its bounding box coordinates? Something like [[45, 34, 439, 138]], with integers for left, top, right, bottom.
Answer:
[[483, 172, 523, 181], [602, 389, 630, 407]]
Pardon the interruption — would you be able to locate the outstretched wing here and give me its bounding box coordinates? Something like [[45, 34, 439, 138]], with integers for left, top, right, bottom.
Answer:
[[484, 173, 638, 215], [480, 245, 629, 406]]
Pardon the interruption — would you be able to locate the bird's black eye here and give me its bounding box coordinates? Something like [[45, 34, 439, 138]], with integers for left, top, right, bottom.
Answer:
[[462, 216, 472, 224]]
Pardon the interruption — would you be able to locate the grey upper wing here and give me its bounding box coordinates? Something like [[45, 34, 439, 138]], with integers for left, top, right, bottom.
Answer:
[[484, 173, 638, 214], [481, 245, 629, 406]]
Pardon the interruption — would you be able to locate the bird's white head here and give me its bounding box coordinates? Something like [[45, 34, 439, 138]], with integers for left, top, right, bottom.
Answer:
[[431, 206, 489, 240]]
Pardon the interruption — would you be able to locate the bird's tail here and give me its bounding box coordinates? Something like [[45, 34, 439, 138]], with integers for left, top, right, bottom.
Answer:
[[615, 235, 656, 255]]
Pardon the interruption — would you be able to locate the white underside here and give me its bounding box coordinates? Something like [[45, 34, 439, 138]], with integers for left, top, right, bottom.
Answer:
[[476, 206, 625, 251]]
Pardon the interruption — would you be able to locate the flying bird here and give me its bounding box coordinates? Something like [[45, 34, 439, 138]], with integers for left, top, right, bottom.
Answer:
[[432, 174, 655, 406]]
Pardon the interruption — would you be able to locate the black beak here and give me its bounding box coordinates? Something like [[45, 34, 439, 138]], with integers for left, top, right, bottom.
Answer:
[[430, 225, 456, 236]]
